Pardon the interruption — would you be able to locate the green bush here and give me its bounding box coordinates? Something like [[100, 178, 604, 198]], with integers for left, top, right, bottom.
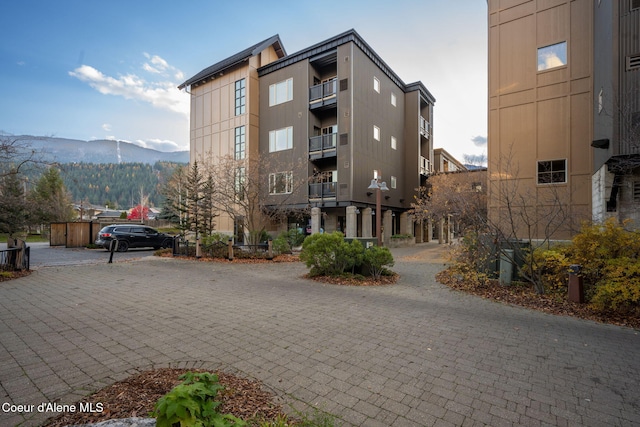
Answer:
[[300, 232, 363, 276], [153, 372, 245, 427], [363, 246, 395, 280], [522, 246, 572, 295], [272, 235, 291, 255]]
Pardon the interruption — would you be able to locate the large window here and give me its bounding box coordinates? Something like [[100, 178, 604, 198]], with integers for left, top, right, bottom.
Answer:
[[269, 78, 293, 106], [234, 126, 245, 160], [269, 171, 293, 194], [537, 42, 567, 71], [235, 167, 245, 200], [235, 79, 246, 115], [537, 159, 567, 184], [269, 126, 293, 152]]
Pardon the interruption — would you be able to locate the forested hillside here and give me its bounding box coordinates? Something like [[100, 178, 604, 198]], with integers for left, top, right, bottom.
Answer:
[[52, 162, 182, 209]]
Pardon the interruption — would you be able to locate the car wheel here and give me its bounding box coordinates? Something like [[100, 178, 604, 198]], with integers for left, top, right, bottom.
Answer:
[[117, 240, 129, 252], [161, 238, 173, 249]]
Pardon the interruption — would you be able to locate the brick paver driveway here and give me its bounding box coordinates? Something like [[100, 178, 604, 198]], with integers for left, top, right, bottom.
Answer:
[[1, 244, 639, 426]]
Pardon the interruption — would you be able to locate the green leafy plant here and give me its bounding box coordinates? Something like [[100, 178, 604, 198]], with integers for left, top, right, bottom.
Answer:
[[153, 372, 245, 427], [362, 246, 395, 280], [300, 232, 364, 276]]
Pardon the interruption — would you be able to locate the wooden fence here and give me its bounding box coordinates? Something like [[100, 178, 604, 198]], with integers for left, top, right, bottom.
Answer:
[[49, 222, 101, 248]]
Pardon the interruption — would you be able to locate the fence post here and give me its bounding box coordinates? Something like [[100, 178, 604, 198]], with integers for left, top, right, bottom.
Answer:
[[267, 238, 273, 260], [108, 239, 118, 264], [568, 264, 584, 303]]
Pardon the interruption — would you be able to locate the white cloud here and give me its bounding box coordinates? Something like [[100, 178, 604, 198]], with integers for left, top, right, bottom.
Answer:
[[471, 135, 487, 147], [69, 56, 189, 116], [102, 123, 112, 131]]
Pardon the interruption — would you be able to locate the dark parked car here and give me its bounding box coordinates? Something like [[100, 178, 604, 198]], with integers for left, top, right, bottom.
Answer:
[[95, 224, 174, 252]]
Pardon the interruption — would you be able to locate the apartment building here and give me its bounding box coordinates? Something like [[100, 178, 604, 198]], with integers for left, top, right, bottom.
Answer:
[[179, 29, 436, 243], [488, 0, 640, 239]]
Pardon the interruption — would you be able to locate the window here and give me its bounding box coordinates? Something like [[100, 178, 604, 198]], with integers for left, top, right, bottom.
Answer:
[[269, 78, 293, 106], [235, 167, 245, 200], [269, 171, 293, 194], [598, 88, 604, 114], [632, 0, 640, 11], [391, 136, 397, 150], [537, 159, 567, 184], [373, 125, 380, 141], [633, 181, 640, 202], [234, 126, 245, 160], [234, 79, 246, 115], [373, 170, 380, 180], [390, 176, 397, 189], [269, 126, 293, 152], [391, 92, 396, 106], [537, 42, 567, 71], [373, 77, 380, 93]]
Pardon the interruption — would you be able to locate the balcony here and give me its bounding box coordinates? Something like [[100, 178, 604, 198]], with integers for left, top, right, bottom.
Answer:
[[309, 133, 337, 160], [309, 182, 337, 200], [420, 116, 431, 139], [420, 156, 432, 176], [309, 79, 337, 109]]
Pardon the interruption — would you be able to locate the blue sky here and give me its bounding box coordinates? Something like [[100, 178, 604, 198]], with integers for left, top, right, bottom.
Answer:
[[1, 0, 487, 163]]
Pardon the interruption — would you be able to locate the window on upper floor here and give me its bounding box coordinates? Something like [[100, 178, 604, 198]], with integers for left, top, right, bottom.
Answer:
[[390, 176, 397, 189], [235, 166, 245, 201], [234, 126, 245, 160], [373, 77, 380, 93], [234, 79, 246, 115], [391, 92, 396, 106], [626, 54, 640, 71], [269, 126, 293, 152], [391, 136, 397, 150], [537, 159, 567, 184], [537, 42, 567, 71], [373, 125, 380, 141], [269, 78, 293, 106], [269, 171, 293, 194]]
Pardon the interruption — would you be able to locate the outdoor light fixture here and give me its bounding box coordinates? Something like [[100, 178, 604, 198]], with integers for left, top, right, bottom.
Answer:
[[368, 178, 389, 246]]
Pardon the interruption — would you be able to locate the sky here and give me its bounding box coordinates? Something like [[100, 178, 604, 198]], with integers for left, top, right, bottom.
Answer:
[[0, 0, 488, 164]]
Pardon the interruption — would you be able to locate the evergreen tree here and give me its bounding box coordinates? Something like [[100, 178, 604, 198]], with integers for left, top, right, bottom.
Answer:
[[28, 167, 75, 225], [0, 170, 28, 236]]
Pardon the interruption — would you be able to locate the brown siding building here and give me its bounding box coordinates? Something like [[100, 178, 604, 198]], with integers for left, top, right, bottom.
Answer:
[[180, 30, 437, 243], [488, 0, 640, 240]]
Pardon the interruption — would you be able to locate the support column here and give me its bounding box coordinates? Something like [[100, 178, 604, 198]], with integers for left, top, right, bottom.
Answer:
[[438, 217, 445, 244], [362, 208, 373, 238], [427, 217, 433, 242], [399, 212, 409, 235], [383, 210, 393, 246], [311, 207, 321, 234], [346, 206, 357, 238]]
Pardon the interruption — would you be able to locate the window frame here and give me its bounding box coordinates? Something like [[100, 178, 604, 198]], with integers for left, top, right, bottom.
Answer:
[[269, 78, 293, 106], [391, 92, 397, 106], [391, 135, 397, 150], [390, 176, 397, 189], [269, 126, 293, 152], [234, 78, 246, 116], [234, 126, 246, 160], [537, 159, 567, 185], [373, 125, 380, 141], [373, 76, 380, 93], [269, 171, 293, 195], [537, 41, 568, 72]]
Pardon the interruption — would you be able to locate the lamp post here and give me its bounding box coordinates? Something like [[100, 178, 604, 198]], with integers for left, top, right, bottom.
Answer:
[[368, 178, 389, 246]]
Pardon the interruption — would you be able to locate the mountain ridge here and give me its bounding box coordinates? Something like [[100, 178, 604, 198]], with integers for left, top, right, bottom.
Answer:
[[13, 135, 189, 164]]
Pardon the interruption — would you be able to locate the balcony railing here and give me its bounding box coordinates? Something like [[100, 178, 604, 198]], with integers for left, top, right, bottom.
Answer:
[[420, 156, 432, 176], [420, 116, 431, 138], [309, 79, 337, 108], [309, 182, 337, 199], [309, 133, 337, 158]]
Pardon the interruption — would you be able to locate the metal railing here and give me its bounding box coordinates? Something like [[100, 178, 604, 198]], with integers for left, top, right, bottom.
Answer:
[[309, 133, 337, 153], [309, 182, 337, 199], [309, 79, 337, 103], [420, 156, 432, 176], [420, 116, 431, 138]]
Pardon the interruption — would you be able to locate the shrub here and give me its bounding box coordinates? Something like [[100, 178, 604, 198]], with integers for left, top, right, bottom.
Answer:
[[522, 246, 572, 295], [272, 235, 291, 255], [591, 257, 640, 312], [153, 371, 245, 427], [300, 232, 363, 276], [363, 246, 394, 280]]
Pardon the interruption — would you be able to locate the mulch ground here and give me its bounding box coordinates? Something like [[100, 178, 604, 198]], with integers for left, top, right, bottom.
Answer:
[[436, 270, 640, 329], [43, 368, 290, 427]]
